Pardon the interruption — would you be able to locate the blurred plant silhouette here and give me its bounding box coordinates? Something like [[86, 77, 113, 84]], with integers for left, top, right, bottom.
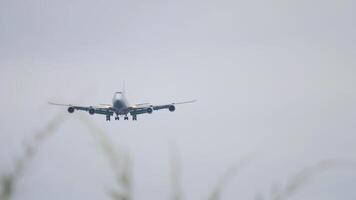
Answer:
[[78, 115, 132, 200], [1, 113, 355, 200], [0, 113, 67, 200], [208, 157, 252, 200], [169, 145, 183, 200], [257, 159, 355, 200]]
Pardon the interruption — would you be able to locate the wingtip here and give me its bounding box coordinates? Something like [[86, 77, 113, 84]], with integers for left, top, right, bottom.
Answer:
[[48, 102, 71, 107], [188, 99, 197, 103]]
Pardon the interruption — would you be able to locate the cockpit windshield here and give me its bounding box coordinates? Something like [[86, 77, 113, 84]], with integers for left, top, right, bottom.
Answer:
[[113, 92, 123, 100]]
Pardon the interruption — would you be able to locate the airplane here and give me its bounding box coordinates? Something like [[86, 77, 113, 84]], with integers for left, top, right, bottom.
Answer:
[[49, 88, 196, 121]]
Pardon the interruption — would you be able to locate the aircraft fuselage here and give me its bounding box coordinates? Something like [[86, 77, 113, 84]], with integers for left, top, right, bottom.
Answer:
[[112, 92, 129, 114]]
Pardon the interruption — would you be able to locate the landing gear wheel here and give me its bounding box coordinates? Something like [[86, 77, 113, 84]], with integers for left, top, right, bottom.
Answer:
[[115, 116, 120, 120], [106, 115, 111, 121], [132, 116, 137, 121], [124, 116, 129, 120]]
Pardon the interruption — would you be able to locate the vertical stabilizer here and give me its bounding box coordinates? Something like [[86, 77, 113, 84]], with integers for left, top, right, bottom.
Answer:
[[122, 80, 126, 96]]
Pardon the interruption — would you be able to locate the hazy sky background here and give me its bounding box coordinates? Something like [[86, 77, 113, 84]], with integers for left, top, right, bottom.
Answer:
[[1, 0, 356, 200]]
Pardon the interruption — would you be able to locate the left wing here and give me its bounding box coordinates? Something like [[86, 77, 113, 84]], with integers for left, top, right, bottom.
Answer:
[[49, 102, 114, 116], [129, 100, 196, 115]]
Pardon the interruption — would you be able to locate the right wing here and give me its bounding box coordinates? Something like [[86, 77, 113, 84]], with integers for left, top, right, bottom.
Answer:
[[152, 100, 197, 110], [128, 100, 196, 115], [49, 102, 114, 116]]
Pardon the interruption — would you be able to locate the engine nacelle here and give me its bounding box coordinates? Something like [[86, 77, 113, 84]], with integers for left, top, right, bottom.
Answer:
[[168, 105, 176, 112], [89, 108, 95, 115], [68, 107, 75, 113], [147, 107, 153, 114]]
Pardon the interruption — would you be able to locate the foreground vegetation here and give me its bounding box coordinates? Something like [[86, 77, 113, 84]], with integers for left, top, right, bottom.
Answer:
[[0, 114, 353, 200]]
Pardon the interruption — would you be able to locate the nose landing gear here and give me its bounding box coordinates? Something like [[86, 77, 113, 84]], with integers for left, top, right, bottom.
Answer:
[[106, 115, 111, 121], [132, 115, 137, 121]]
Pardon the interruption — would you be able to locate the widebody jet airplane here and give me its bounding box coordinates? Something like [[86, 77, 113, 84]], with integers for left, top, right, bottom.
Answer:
[[50, 91, 196, 121]]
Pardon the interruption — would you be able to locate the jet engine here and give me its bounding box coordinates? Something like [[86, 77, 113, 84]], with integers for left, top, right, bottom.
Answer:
[[147, 107, 153, 114], [89, 108, 95, 115], [168, 105, 176, 112], [68, 107, 75, 113]]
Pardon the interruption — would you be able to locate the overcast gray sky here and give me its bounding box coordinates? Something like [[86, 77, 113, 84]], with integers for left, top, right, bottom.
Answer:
[[1, 0, 356, 200]]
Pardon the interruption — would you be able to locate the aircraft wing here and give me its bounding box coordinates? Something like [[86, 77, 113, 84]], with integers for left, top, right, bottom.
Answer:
[[129, 100, 196, 115], [49, 102, 114, 116]]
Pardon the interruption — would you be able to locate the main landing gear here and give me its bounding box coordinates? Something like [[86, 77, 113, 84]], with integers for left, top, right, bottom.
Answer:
[[110, 114, 138, 121], [120, 115, 137, 121]]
